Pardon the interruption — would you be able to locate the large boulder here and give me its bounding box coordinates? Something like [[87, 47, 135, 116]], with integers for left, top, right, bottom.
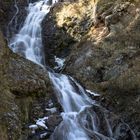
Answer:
[[65, 1, 140, 138], [0, 0, 27, 36], [0, 30, 58, 140], [42, 0, 95, 67]]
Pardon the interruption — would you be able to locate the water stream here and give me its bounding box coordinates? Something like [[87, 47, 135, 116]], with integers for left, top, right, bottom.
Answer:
[[9, 0, 137, 140]]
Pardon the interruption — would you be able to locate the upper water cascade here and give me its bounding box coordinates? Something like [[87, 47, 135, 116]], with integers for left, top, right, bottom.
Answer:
[[9, 0, 58, 65]]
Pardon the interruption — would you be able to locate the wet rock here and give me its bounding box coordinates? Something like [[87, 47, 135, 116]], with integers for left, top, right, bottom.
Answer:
[[46, 115, 62, 131], [0, 0, 40, 38], [114, 123, 135, 140]]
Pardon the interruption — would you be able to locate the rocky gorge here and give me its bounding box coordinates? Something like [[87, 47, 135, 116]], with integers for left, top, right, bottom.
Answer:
[[0, 0, 140, 140]]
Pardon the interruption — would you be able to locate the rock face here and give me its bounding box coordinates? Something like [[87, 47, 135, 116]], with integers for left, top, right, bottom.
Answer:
[[42, 0, 96, 67], [0, 0, 27, 36], [0, 29, 59, 139], [0, 0, 39, 37], [42, 0, 140, 138]]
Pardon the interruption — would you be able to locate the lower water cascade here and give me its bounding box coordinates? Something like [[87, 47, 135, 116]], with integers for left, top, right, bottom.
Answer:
[[9, 0, 137, 140]]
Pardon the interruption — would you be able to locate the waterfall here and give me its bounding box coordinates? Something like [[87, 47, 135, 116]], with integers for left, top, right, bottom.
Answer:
[[48, 73, 114, 140], [9, 0, 136, 140], [9, 0, 55, 65]]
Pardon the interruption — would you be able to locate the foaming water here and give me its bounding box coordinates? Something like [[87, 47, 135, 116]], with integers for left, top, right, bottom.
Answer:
[[49, 73, 93, 113], [49, 72, 116, 140], [9, 0, 56, 65], [9, 0, 137, 140]]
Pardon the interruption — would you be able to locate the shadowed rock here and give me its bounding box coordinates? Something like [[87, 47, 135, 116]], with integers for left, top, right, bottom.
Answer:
[[0, 30, 58, 140]]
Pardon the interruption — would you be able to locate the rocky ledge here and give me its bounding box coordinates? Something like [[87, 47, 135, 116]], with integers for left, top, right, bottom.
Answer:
[[0, 29, 62, 139]]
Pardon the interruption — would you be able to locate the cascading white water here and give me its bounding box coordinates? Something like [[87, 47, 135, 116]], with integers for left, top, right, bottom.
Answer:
[[9, 0, 57, 65], [49, 73, 93, 113], [48, 73, 115, 140], [9, 0, 137, 140]]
